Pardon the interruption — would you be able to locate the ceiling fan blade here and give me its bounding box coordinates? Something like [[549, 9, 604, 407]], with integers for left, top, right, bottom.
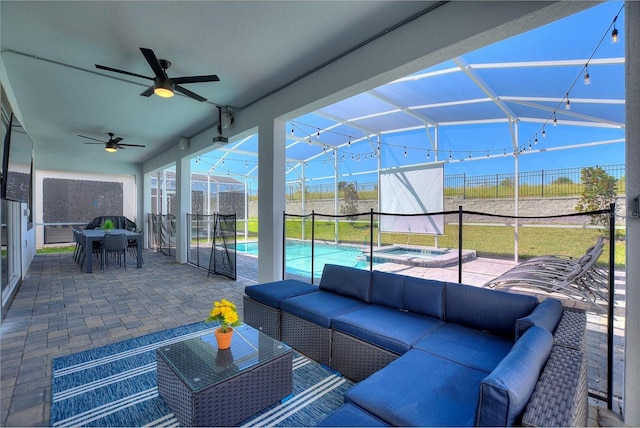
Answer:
[[78, 134, 106, 143], [140, 86, 155, 97], [95, 64, 152, 81], [172, 75, 220, 84], [174, 85, 207, 102], [117, 143, 146, 148], [111, 137, 123, 144], [139, 47, 166, 79]]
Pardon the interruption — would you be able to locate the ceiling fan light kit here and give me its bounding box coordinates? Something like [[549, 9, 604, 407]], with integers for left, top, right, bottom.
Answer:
[[153, 78, 175, 98]]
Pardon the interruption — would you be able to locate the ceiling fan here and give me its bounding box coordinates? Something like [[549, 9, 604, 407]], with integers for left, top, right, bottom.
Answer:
[[78, 133, 145, 153], [95, 47, 219, 102]]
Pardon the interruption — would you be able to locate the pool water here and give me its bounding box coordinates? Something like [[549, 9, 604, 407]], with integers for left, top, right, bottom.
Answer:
[[232, 241, 372, 278]]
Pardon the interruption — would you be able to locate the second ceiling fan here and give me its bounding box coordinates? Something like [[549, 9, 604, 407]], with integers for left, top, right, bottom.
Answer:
[[96, 47, 220, 102]]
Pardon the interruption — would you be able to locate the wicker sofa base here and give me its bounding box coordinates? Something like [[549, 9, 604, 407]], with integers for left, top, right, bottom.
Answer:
[[157, 348, 293, 427], [331, 330, 400, 382], [243, 296, 281, 339], [281, 311, 332, 366]]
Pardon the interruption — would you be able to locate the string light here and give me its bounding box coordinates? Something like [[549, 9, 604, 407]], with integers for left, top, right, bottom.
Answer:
[[427, 149, 430, 160], [404, 146, 407, 157], [553, 114, 558, 126], [611, 19, 619, 43], [583, 64, 591, 85], [542, 127, 546, 138], [534, 134, 538, 145], [449, 151, 452, 160], [565, 94, 571, 110]]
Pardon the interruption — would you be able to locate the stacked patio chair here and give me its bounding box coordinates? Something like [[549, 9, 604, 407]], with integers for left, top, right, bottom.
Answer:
[[484, 237, 607, 310]]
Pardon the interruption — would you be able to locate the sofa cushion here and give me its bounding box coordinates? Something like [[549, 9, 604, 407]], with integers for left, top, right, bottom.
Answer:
[[317, 403, 388, 427], [413, 322, 513, 373], [244, 280, 318, 308], [280, 290, 367, 328], [402, 276, 445, 319], [319, 264, 372, 303], [515, 298, 563, 340], [475, 326, 553, 427], [345, 348, 487, 427], [370, 270, 404, 309], [444, 283, 538, 337], [332, 305, 444, 354]]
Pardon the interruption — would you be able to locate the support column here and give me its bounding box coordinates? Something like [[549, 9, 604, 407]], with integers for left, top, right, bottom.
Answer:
[[257, 118, 286, 282], [624, 1, 640, 424], [175, 152, 191, 264]]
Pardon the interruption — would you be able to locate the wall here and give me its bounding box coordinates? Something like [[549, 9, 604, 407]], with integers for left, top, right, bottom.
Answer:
[[249, 196, 627, 226]]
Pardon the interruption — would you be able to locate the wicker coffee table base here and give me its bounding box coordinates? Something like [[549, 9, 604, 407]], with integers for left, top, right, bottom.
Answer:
[[157, 349, 293, 427]]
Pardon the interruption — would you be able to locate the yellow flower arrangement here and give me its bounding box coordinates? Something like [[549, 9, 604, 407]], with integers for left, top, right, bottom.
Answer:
[[205, 299, 241, 333]]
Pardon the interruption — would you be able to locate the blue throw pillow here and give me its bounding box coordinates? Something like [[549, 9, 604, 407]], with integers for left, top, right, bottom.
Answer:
[[475, 326, 553, 426], [515, 298, 563, 340]]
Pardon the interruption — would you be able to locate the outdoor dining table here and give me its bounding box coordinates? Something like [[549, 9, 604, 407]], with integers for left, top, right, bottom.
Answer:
[[81, 229, 143, 273]]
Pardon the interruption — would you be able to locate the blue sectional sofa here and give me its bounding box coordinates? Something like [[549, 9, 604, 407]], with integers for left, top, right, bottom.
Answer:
[[243, 264, 588, 427]]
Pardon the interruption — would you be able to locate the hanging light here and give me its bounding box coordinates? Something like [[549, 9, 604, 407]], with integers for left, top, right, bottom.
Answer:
[[542, 127, 546, 138], [534, 134, 538, 145], [553, 113, 558, 126], [426, 149, 430, 160], [611, 25, 619, 43], [583, 64, 591, 85], [449, 151, 452, 160], [404, 146, 407, 157], [565, 94, 571, 110]]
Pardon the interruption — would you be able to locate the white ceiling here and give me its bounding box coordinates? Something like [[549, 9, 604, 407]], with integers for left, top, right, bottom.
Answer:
[[0, 1, 438, 164]]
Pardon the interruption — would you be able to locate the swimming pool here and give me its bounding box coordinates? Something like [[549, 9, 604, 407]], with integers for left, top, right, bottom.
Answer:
[[233, 241, 372, 278], [232, 241, 475, 277]]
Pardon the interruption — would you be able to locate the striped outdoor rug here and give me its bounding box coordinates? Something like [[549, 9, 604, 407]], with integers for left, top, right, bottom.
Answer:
[[50, 322, 353, 427]]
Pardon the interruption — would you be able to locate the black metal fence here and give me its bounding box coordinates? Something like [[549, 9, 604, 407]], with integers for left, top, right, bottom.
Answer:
[[288, 164, 625, 200], [186, 213, 237, 279]]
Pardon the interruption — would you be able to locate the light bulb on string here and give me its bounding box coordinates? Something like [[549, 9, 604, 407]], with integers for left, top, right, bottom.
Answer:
[[449, 151, 452, 160], [426, 149, 430, 160], [486, 151, 490, 158], [553, 113, 558, 126], [611, 25, 619, 43], [565, 96, 571, 111], [503, 148, 507, 157], [404, 146, 407, 157], [347, 137, 351, 147], [534, 134, 538, 145], [291, 127, 294, 135], [468, 151, 471, 159], [584, 64, 591, 85], [542, 127, 546, 138]]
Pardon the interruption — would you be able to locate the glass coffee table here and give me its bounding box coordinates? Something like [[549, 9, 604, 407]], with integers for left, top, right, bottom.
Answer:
[[157, 324, 293, 427]]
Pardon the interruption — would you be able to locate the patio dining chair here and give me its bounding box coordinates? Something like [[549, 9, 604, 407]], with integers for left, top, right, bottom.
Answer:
[[101, 233, 127, 272]]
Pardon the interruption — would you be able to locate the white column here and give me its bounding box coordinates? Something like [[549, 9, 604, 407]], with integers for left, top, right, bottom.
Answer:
[[175, 154, 190, 264], [624, 1, 640, 424], [257, 118, 286, 282]]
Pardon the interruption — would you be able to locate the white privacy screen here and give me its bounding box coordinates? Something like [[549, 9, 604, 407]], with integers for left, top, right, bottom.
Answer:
[[379, 163, 444, 234]]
